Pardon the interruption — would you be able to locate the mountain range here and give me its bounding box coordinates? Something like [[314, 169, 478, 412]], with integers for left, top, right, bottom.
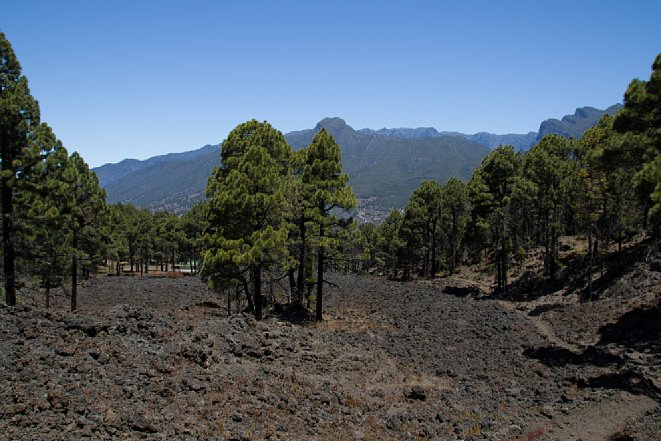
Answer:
[[94, 104, 622, 217], [357, 104, 623, 150]]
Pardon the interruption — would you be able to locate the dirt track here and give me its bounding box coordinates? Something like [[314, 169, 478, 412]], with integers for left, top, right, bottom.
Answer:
[[1, 269, 659, 440]]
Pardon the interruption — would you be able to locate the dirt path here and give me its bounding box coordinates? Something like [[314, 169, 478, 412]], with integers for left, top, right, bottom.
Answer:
[[528, 313, 583, 352], [497, 299, 583, 351], [538, 391, 657, 441], [496, 297, 660, 441]]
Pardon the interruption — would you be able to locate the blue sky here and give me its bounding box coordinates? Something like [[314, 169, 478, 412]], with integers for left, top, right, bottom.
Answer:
[[3, 1, 660, 167]]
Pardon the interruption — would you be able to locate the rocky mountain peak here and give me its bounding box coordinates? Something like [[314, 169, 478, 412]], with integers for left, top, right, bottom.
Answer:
[[315, 117, 351, 132]]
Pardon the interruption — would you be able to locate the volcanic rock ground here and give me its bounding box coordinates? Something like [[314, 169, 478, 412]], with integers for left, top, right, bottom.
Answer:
[[1, 260, 659, 440]]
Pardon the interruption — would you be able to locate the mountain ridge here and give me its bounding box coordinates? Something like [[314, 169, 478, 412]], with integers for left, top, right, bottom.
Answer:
[[94, 104, 622, 216], [536, 104, 623, 141]]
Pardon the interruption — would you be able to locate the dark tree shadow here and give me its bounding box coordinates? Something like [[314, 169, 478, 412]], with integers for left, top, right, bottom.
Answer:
[[523, 345, 623, 368], [574, 236, 657, 302], [487, 271, 563, 302], [577, 370, 661, 402], [528, 303, 566, 317], [485, 236, 657, 303], [442, 286, 480, 298], [597, 302, 661, 355], [272, 302, 314, 324]]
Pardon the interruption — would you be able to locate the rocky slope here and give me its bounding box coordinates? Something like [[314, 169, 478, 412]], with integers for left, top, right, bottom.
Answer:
[[2, 258, 659, 440]]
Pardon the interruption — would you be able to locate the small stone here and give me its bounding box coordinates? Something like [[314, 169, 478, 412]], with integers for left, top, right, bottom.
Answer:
[[55, 347, 75, 357], [182, 377, 206, 392], [131, 414, 158, 433], [405, 385, 427, 401]]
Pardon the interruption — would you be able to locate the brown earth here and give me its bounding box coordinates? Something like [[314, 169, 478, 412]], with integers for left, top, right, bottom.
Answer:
[[1, 250, 659, 440]]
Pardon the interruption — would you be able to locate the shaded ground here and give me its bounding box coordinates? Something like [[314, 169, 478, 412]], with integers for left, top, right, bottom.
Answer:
[[1, 264, 659, 440]]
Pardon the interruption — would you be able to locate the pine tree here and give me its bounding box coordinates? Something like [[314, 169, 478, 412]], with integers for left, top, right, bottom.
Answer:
[[613, 53, 661, 228], [523, 135, 575, 280], [441, 178, 469, 275], [288, 147, 314, 305], [0, 32, 41, 305], [181, 201, 208, 274], [402, 181, 444, 278], [377, 210, 404, 279], [63, 152, 107, 311], [303, 129, 355, 321], [468, 146, 520, 293], [15, 124, 71, 307], [203, 121, 291, 320]]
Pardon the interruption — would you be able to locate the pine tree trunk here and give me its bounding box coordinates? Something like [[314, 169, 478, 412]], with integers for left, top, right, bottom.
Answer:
[[287, 269, 296, 303], [316, 224, 324, 321], [71, 230, 78, 311], [45, 280, 51, 309], [450, 214, 457, 275], [496, 255, 502, 293], [430, 228, 437, 279], [1, 138, 16, 305], [239, 277, 251, 313], [550, 214, 558, 281], [501, 246, 508, 294], [296, 219, 306, 305], [423, 227, 430, 278], [253, 265, 262, 320], [588, 224, 593, 301], [235, 285, 241, 315]]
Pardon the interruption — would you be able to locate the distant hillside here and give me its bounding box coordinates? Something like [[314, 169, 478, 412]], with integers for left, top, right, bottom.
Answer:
[[96, 145, 220, 214], [287, 118, 488, 209], [94, 119, 488, 215], [536, 104, 623, 141], [94, 104, 622, 216]]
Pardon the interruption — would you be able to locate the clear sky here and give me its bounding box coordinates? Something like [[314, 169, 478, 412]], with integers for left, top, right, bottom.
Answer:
[[2, 0, 660, 167]]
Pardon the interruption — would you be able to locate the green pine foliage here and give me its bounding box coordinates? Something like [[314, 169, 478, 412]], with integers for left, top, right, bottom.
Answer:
[[203, 121, 292, 320], [303, 129, 356, 321], [201, 124, 356, 321], [613, 54, 661, 227], [1, 32, 41, 305]]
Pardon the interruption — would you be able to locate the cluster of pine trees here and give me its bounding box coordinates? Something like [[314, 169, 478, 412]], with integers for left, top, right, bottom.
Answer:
[[202, 121, 356, 321], [105, 203, 207, 276], [1, 33, 107, 310], [1, 33, 209, 310], [367, 54, 660, 297]]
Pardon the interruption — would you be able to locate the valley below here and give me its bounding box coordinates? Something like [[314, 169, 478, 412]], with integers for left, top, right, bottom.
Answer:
[[1, 258, 659, 440]]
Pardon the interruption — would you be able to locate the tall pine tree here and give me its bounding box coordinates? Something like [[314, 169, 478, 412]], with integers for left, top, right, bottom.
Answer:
[[303, 129, 355, 321], [203, 120, 291, 320], [0, 32, 41, 305]]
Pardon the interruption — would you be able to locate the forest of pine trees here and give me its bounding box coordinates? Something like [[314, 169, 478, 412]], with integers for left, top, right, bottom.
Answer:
[[2, 30, 659, 321], [367, 53, 660, 295], [0, 33, 208, 311]]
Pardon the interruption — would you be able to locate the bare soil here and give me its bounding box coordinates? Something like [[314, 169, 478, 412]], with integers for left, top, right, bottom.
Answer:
[[1, 252, 659, 440]]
